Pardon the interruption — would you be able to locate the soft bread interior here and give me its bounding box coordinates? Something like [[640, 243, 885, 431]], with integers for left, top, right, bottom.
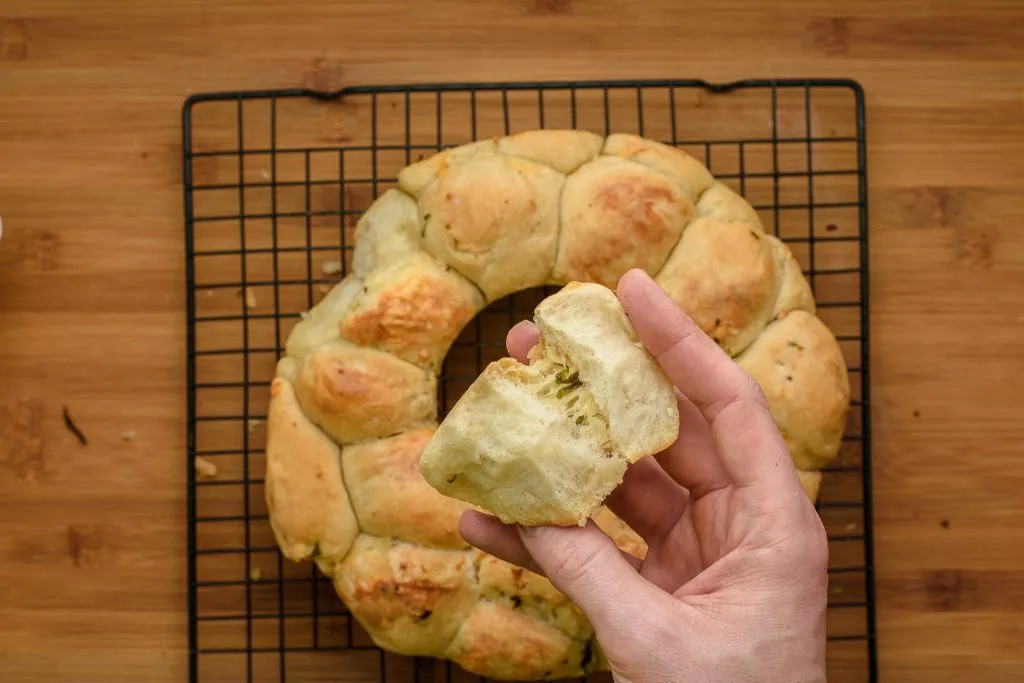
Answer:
[[532, 282, 680, 462], [419, 282, 679, 526], [421, 357, 627, 526]]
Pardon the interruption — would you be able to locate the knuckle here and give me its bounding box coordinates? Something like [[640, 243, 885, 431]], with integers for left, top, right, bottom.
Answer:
[[653, 325, 694, 366], [738, 370, 768, 406], [784, 511, 830, 578], [544, 537, 604, 587], [704, 372, 766, 424], [762, 503, 830, 580]]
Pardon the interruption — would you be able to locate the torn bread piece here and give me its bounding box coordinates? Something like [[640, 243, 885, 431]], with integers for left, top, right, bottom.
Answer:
[[419, 282, 679, 526]]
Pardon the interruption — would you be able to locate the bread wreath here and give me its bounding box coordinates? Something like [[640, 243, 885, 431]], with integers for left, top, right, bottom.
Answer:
[[264, 130, 850, 679]]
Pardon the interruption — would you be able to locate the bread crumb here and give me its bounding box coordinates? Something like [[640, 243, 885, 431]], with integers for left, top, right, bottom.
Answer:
[[122, 429, 137, 443], [318, 283, 332, 295], [299, 311, 309, 321], [845, 522, 857, 533], [248, 419, 262, 432], [260, 169, 270, 181], [321, 260, 343, 275], [240, 287, 257, 309], [195, 456, 218, 478], [249, 568, 262, 581]]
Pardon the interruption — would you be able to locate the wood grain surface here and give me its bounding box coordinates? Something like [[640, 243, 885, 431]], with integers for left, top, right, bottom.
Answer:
[[2, 1, 1024, 682]]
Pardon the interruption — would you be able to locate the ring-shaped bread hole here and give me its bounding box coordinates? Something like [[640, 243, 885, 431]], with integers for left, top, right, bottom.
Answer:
[[437, 285, 564, 417]]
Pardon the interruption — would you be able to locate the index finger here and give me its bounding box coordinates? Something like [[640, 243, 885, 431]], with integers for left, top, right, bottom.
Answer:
[[615, 269, 792, 489]]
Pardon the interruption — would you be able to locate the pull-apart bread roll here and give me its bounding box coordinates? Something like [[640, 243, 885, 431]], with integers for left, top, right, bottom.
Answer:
[[736, 310, 850, 471], [553, 134, 714, 288], [654, 182, 816, 357], [264, 377, 359, 570], [399, 130, 604, 302], [275, 346, 436, 446], [419, 281, 680, 526]]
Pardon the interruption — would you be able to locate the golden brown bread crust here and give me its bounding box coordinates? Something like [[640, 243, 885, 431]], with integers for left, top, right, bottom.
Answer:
[[696, 181, 764, 226], [343, 427, 471, 549], [592, 506, 648, 560], [351, 188, 423, 276], [655, 180, 808, 358], [445, 600, 585, 681], [264, 129, 851, 679], [287, 341, 436, 445], [475, 551, 592, 640], [736, 310, 851, 471], [655, 217, 776, 357], [333, 535, 477, 656], [284, 274, 363, 359], [339, 252, 485, 371], [496, 129, 605, 174], [397, 139, 499, 197], [767, 234, 817, 319], [554, 156, 693, 287], [603, 133, 715, 199], [417, 153, 563, 301], [401, 130, 607, 301], [264, 377, 359, 565]]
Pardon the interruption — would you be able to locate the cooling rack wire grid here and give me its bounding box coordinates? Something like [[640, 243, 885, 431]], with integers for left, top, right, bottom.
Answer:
[[183, 78, 876, 683]]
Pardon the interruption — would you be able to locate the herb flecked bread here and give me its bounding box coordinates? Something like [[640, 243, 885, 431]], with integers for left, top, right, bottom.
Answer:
[[264, 130, 850, 680], [418, 281, 681, 527]]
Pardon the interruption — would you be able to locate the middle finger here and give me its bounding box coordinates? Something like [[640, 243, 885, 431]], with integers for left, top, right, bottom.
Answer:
[[604, 456, 688, 544]]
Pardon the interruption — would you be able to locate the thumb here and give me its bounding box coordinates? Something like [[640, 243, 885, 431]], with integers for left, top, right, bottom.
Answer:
[[516, 519, 648, 631]]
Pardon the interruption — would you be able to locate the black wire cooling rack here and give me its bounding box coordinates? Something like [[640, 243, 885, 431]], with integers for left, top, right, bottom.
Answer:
[[183, 78, 876, 683]]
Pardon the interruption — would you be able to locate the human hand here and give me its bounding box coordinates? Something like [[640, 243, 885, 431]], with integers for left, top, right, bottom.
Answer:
[[459, 268, 829, 683]]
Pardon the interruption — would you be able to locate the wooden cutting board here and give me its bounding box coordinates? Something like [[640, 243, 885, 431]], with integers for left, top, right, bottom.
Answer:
[[2, 1, 1023, 682]]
